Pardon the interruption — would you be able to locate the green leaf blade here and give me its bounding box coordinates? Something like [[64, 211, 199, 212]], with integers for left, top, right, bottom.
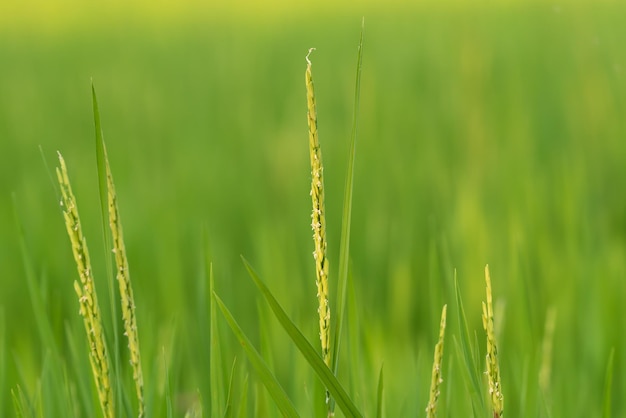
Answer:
[[241, 257, 363, 418], [213, 293, 299, 418], [333, 19, 365, 379]]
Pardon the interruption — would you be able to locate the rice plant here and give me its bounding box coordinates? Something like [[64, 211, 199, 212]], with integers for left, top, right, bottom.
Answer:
[[54, 87, 145, 418]]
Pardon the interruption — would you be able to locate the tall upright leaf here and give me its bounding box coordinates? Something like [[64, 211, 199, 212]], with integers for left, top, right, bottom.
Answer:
[[332, 19, 365, 380], [454, 273, 485, 415], [91, 83, 123, 415]]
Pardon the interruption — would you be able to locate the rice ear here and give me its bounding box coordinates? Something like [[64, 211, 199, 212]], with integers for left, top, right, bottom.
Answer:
[[306, 48, 331, 370], [57, 152, 114, 418]]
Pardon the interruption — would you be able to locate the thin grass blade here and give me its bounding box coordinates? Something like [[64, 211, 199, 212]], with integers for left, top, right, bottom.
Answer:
[[11, 386, 29, 418], [64, 324, 93, 416], [237, 375, 249, 418], [332, 18, 365, 379], [0, 309, 5, 415], [453, 273, 485, 414], [207, 255, 225, 417], [224, 358, 237, 418], [376, 364, 384, 418], [163, 348, 173, 418], [346, 266, 362, 397], [91, 83, 123, 416], [241, 257, 363, 418], [214, 293, 299, 418], [602, 348, 615, 418], [12, 194, 60, 362]]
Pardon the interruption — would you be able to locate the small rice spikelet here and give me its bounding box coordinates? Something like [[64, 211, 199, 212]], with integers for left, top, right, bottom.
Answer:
[[482, 265, 504, 417]]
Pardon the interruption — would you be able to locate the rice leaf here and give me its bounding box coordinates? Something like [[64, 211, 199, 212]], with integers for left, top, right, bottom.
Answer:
[[346, 265, 362, 398], [241, 257, 363, 418], [64, 324, 93, 416], [14, 191, 71, 413], [224, 358, 237, 418], [602, 348, 615, 418], [237, 374, 249, 418], [12, 194, 60, 362], [207, 256, 225, 417], [333, 17, 365, 378], [376, 364, 384, 418], [0, 309, 5, 415], [214, 293, 299, 418], [11, 386, 29, 418], [163, 348, 173, 418], [91, 83, 123, 416], [453, 273, 485, 415]]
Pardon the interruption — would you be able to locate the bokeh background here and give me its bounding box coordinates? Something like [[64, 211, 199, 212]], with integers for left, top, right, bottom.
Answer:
[[2, 1, 626, 416]]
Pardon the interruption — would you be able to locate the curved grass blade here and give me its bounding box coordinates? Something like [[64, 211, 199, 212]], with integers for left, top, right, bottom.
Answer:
[[241, 257, 363, 418], [213, 293, 299, 418]]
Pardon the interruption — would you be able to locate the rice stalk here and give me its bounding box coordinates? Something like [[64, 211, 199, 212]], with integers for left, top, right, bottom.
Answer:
[[103, 142, 145, 418], [426, 304, 447, 418], [306, 48, 331, 370], [482, 265, 504, 418], [56, 152, 114, 418]]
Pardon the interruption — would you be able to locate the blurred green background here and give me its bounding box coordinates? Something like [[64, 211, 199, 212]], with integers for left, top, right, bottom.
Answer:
[[2, 1, 626, 416]]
